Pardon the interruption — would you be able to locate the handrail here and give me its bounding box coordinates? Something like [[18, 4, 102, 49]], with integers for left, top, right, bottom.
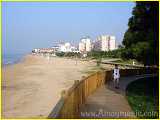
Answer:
[[100, 61, 159, 69], [48, 67, 158, 118], [101, 61, 144, 68], [48, 98, 64, 118]]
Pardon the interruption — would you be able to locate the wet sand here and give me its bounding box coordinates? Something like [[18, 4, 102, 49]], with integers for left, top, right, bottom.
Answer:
[[2, 54, 96, 118]]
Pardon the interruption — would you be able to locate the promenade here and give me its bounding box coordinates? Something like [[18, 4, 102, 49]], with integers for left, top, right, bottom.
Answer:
[[80, 74, 155, 118]]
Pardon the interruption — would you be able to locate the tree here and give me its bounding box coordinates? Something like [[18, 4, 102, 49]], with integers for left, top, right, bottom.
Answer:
[[122, 2, 159, 65]]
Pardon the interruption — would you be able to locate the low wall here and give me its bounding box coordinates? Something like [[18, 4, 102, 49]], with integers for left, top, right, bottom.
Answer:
[[48, 68, 158, 118]]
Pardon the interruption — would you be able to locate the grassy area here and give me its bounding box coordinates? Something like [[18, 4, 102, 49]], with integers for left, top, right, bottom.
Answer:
[[126, 76, 159, 118], [111, 59, 141, 65], [79, 65, 106, 75]]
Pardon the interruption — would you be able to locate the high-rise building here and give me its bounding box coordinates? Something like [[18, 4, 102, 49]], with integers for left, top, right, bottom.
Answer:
[[79, 42, 85, 52], [94, 35, 116, 51], [58, 42, 73, 52], [109, 36, 116, 50], [78, 37, 92, 52]]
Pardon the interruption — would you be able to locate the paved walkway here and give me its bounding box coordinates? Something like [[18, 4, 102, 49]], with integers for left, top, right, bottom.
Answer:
[[80, 74, 156, 118]]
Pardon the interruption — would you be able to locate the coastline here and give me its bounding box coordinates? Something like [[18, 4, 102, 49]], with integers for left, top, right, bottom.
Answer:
[[2, 54, 96, 118], [2, 53, 28, 67]]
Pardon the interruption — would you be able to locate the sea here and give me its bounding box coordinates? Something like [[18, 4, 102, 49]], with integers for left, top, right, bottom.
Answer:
[[2, 53, 27, 66]]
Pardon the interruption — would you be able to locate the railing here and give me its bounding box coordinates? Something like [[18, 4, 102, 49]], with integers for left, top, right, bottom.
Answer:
[[101, 61, 159, 69], [48, 68, 158, 118]]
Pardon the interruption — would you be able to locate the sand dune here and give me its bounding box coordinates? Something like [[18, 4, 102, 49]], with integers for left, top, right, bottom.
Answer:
[[2, 54, 96, 118]]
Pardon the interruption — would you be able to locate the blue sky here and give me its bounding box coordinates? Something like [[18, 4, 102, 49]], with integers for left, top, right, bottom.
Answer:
[[2, 2, 135, 54]]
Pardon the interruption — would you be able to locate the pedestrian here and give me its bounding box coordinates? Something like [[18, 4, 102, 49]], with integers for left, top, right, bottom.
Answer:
[[113, 64, 120, 89], [133, 60, 135, 65]]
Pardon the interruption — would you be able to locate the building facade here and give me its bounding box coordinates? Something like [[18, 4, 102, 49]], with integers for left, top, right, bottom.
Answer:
[[58, 42, 79, 53], [58, 42, 71, 52], [78, 37, 92, 52], [109, 36, 116, 51], [94, 35, 116, 51], [32, 48, 54, 53], [78, 42, 85, 52]]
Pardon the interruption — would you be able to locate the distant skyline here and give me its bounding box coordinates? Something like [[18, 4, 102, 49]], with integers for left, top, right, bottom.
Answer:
[[2, 2, 135, 54]]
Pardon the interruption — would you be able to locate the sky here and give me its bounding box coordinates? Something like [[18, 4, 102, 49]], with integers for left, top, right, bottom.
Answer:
[[2, 2, 135, 54]]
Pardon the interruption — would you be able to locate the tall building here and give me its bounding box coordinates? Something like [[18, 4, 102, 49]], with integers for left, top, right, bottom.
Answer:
[[109, 36, 116, 50], [79, 36, 92, 52], [79, 42, 85, 52], [94, 35, 116, 51], [58, 42, 72, 52]]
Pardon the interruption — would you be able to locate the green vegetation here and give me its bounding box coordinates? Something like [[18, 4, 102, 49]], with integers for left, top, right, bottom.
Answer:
[[126, 76, 159, 118], [56, 52, 81, 58], [55, 50, 124, 59], [55, 50, 142, 65], [122, 2, 159, 65], [85, 2, 159, 66], [55, 1, 160, 66], [55, 52, 65, 57], [111, 59, 140, 65], [87, 49, 124, 59], [80, 65, 105, 75], [51, 2, 159, 66]]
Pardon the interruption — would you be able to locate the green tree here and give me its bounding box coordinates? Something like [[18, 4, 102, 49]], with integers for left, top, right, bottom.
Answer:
[[122, 2, 159, 65]]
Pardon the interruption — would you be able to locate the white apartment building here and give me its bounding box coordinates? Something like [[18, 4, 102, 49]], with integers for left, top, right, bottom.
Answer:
[[32, 48, 54, 53], [58, 42, 79, 53], [79, 37, 92, 52], [58, 42, 71, 52], [109, 36, 116, 50], [79, 42, 85, 52], [94, 35, 116, 51]]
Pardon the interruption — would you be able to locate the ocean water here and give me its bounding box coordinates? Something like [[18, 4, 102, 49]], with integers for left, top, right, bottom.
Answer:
[[2, 53, 26, 66]]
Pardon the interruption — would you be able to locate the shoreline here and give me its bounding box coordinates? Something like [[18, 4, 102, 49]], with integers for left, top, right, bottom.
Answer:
[[2, 53, 29, 67], [2, 54, 96, 118]]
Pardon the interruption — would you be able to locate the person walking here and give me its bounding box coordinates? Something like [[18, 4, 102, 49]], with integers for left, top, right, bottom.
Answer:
[[113, 64, 120, 89]]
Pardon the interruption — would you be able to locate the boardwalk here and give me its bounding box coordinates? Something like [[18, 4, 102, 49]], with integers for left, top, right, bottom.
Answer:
[[80, 74, 155, 118]]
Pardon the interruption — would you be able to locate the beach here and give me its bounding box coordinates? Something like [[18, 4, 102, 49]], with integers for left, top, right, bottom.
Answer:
[[2, 54, 97, 118]]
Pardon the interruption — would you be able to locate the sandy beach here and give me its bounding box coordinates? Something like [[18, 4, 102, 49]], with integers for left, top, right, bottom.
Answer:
[[2, 54, 97, 118]]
